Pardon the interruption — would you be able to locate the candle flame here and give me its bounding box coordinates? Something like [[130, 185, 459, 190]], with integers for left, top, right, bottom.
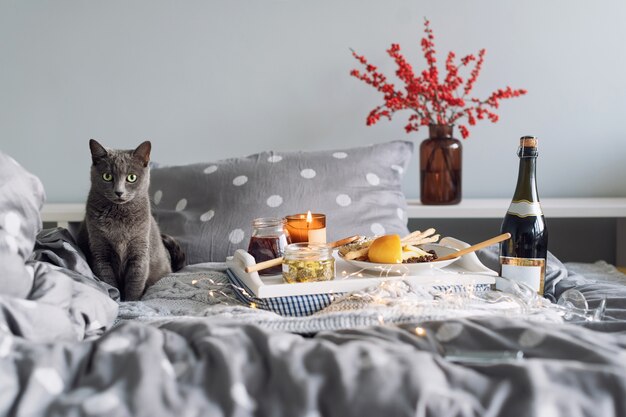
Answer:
[[306, 210, 312, 224]]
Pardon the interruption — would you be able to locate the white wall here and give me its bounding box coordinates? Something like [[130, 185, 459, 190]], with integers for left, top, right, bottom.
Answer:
[[2, 0, 626, 203]]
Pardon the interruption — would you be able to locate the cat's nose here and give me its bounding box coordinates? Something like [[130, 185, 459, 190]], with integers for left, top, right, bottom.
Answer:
[[115, 191, 124, 197]]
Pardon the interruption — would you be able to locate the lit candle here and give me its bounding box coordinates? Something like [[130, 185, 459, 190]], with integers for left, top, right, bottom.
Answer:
[[306, 211, 327, 243], [285, 211, 327, 243]]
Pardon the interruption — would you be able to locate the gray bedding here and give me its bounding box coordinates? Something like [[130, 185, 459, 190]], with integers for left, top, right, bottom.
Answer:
[[2, 151, 626, 417]]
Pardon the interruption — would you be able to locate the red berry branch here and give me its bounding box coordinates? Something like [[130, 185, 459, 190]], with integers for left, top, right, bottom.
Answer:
[[350, 19, 527, 139]]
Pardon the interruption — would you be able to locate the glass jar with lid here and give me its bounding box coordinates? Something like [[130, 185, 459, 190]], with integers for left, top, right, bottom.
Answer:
[[247, 217, 291, 275], [282, 243, 335, 283]]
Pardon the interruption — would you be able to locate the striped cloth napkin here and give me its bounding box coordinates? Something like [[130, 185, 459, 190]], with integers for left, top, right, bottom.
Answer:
[[226, 269, 336, 317]]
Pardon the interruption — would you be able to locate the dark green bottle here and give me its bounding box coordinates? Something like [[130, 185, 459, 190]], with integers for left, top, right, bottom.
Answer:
[[499, 136, 548, 295]]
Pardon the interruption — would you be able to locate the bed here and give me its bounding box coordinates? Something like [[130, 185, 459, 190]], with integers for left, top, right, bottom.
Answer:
[[2, 142, 626, 417]]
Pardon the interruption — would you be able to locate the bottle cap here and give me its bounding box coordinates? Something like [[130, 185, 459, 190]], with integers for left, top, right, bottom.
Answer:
[[520, 136, 538, 148]]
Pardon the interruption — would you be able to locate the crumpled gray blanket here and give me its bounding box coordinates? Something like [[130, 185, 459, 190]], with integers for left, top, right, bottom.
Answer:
[[2, 316, 626, 417], [0, 152, 118, 341]]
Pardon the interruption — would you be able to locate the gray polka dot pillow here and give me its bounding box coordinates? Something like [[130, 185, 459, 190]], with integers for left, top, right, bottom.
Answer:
[[150, 140, 413, 263]]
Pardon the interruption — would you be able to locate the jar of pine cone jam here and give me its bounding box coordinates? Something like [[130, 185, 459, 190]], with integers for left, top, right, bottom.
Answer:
[[247, 217, 291, 275]]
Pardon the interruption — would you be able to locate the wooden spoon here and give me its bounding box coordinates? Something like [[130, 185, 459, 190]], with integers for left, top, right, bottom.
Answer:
[[244, 235, 360, 273], [435, 233, 511, 261]]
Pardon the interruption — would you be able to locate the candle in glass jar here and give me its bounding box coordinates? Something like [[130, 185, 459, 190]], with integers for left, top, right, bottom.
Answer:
[[285, 211, 326, 243]]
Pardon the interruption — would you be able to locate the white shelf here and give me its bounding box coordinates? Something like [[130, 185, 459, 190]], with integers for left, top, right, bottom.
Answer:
[[43, 198, 626, 224], [40, 199, 626, 265], [40, 203, 85, 222], [406, 198, 626, 219], [405, 197, 626, 266]]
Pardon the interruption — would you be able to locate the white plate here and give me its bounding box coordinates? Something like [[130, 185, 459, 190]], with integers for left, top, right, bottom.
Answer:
[[338, 243, 461, 275]]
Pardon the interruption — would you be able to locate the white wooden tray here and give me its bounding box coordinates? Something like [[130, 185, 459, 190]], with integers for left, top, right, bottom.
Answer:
[[226, 237, 497, 299]]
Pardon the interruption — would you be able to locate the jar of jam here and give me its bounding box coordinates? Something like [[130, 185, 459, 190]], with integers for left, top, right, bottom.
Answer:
[[282, 243, 335, 283], [247, 217, 291, 275]]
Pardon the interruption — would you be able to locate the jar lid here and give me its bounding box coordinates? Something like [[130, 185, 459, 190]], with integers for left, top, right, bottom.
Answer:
[[252, 217, 286, 228], [284, 242, 333, 260]]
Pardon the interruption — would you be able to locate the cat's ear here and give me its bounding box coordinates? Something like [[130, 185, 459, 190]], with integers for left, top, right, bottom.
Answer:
[[133, 141, 151, 167], [89, 139, 108, 162]]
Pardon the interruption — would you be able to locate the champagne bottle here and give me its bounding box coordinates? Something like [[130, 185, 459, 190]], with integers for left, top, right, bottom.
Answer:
[[498, 136, 548, 295]]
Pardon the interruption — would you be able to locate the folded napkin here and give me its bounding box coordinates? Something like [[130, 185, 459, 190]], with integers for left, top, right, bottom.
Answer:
[[226, 269, 334, 317]]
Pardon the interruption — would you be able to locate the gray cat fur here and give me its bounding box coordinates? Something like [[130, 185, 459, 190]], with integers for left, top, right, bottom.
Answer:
[[77, 140, 181, 301]]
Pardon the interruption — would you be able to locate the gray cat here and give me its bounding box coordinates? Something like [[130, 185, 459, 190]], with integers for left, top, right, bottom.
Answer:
[[77, 139, 185, 301]]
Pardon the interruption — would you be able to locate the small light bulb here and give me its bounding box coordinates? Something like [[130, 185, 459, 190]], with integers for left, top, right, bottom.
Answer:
[[415, 327, 426, 337]]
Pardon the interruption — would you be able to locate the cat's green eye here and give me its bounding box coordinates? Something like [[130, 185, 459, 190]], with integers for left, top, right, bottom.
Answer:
[[126, 174, 138, 183], [102, 173, 113, 182]]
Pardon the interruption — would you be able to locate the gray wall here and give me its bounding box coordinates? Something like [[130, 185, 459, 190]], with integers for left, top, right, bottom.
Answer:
[[2, 1, 626, 204], [2, 0, 626, 266], [2, 1, 626, 203]]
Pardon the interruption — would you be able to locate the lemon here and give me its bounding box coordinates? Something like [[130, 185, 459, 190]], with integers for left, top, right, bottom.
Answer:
[[368, 234, 402, 263]]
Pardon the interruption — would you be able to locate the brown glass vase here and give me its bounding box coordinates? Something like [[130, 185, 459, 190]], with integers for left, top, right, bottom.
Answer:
[[420, 124, 462, 205]]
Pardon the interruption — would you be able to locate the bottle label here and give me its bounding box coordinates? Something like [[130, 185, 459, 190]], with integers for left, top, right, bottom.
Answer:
[[499, 256, 546, 294], [507, 200, 543, 218]]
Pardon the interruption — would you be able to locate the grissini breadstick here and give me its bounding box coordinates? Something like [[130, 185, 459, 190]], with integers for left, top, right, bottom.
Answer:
[[403, 234, 440, 246], [343, 246, 371, 260], [400, 229, 423, 242], [401, 228, 436, 243]]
